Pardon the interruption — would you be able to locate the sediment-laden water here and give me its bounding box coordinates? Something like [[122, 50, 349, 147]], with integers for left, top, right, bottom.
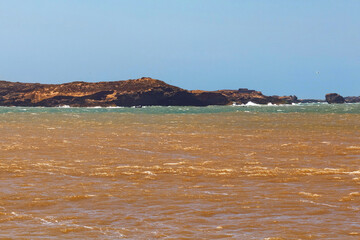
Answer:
[[1, 104, 360, 239]]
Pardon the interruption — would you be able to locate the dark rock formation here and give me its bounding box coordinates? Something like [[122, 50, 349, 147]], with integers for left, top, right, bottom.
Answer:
[[344, 96, 360, 103], [269, 95, 298, 105], [298, 99, 325, 103], [325, 93, 345, 104], [190, 91, 230, 105], [0, 77, 298, 107]]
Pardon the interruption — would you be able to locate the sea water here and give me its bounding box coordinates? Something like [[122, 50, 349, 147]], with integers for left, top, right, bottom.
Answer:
[[0, 103, 360, 239]]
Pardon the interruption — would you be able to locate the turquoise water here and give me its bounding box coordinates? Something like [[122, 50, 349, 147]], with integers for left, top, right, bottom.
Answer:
[[0, 103, 360, 114]]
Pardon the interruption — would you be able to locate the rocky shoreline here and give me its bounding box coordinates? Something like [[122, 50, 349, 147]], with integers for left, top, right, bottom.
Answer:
[[0, 77, 358, 107], [0, 77, 299, 107]]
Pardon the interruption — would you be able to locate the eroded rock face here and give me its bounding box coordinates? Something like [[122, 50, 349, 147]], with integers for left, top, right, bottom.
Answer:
[[325, 93, 345, 104], [0, 77, 298, 107]]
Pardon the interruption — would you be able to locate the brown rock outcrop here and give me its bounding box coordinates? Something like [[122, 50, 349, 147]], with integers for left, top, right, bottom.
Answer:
[[0, 78, 206, 107], [0, 77, 298, 107]]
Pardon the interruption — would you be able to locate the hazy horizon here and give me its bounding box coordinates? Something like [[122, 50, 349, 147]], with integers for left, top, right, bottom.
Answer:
[[0, 0, 359, 99]]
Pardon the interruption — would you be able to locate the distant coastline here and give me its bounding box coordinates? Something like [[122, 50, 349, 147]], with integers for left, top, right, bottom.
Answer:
[[0, 77, 357, 107]]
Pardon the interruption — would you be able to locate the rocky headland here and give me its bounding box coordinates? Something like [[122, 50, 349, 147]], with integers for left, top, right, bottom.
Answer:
[[0, 77, 299, 107]]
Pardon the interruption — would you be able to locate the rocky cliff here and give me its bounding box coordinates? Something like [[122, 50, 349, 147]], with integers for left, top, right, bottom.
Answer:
[[0, 77, 298, 107]]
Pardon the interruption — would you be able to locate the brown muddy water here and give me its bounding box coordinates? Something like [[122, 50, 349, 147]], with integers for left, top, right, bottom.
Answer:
[[0, 106, 360, 239]]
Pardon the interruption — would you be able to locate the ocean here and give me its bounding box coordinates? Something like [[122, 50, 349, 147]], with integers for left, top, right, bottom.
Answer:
[[1, 103, 360, 239]]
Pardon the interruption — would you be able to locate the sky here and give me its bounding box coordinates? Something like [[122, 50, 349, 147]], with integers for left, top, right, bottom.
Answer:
[[0, 0, 359, 99]]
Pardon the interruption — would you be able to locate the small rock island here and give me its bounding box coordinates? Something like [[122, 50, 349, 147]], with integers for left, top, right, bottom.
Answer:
[[325, 93, 345, 104], [0, 77, 298, 107], [325, 93, 360, 104]]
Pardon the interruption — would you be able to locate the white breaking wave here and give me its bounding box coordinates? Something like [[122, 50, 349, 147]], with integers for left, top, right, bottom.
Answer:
[[246, 101, 261, 106]]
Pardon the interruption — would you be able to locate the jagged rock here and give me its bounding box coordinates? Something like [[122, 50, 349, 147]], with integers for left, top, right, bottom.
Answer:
[[325, 93, 345, 104]]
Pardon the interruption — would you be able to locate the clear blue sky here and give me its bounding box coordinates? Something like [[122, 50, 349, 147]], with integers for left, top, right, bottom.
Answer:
[[0, 0, 359, 98]]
